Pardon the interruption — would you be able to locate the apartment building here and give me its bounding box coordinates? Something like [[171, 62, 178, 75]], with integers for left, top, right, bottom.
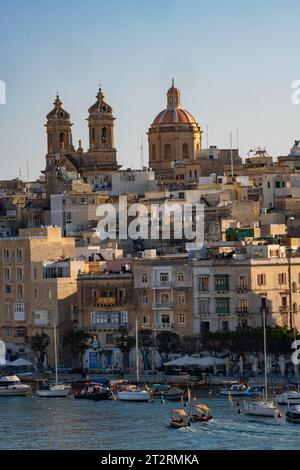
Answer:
[[0, 226, 80, 363], [193, 243, 300, 334]]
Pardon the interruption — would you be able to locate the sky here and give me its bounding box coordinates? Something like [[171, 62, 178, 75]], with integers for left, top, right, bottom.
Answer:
[[1, 0, 300, 180]]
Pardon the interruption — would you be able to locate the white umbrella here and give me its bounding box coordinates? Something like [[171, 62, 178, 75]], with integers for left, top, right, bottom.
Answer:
[[11, 358, 33, 367]]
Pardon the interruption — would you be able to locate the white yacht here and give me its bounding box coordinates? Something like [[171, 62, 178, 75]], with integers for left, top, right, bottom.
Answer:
[[220, 384, 250, 396], [117, 388, 151, 402], [243, 401, 280, 418], [276, 391, 300, 405], [0, 375, 31, 396]]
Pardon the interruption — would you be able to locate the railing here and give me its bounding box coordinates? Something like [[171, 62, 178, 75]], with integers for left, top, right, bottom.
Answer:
[[83, 322, 125, 330], [152, 302, 173, 309], [153, 323, 174, 330], [153, 281, 173, 288], [236, 308, 249, 316], [236, 287, 248, 293]]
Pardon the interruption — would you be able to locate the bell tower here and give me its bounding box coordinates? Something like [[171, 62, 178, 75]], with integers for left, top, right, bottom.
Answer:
[[87, 86, 116, 163]]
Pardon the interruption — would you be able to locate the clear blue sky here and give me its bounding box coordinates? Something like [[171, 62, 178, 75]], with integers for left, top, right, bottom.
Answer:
[[1, 0, 300, 180]]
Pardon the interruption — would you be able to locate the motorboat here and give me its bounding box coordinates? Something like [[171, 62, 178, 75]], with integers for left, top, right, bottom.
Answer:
[[163, 386, 184, 401], [189, 404, 213, 423], [276, 391, 300, 405], [243, 401, 281, 418], [117, 388, 151, 402], [220, 384, 253, 396], [0, 375, 31, 396], [286, 405, 300, 423], [169, 408, 190, 429], [36, 384, 69, 397], [74, 384, 110, 401]]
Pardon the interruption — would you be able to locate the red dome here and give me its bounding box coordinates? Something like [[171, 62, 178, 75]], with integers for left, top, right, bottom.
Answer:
[[152, 108, 197, 125]]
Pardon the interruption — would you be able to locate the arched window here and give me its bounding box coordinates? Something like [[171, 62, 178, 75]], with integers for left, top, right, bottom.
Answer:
[[164, 143, 171, 160], [59, 132, 66, 150], [182, 143, 189, 159], [152, 144, 156, 161], [91, 127, 95, 143], [101, 127, 108, 143]]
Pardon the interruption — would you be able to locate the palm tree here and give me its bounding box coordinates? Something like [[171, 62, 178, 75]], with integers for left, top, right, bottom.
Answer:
[[114, 326, 135, 373], [62, 330, 91, 368], [28, 332, 50, 368]]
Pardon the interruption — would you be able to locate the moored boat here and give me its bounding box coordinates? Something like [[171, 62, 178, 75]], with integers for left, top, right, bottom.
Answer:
[[220, 384, 251, 396], [117, 388, 151, 401], [163, 386, 184, 401], [0, 375, 31, 396], [286, 405, 300, 423], [36, 384, 69, 397], [243, 401, 280, 418], [276, 391, 300, 405]]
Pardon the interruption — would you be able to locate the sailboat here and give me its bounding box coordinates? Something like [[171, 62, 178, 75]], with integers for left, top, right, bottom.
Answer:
[[243, 306, 280, 418], [36, 324, 69, 398], [117, 318, 151, 402]]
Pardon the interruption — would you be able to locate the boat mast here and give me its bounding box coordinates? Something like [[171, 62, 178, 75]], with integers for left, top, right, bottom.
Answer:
[[54, 323, 58, 386], [135, 317, 139, 384], [263, 307, 268, 401]]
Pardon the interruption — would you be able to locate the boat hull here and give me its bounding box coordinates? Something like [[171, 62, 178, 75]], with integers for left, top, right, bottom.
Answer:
[[0, 387, 30, 397], [36, 388, 69, 397], [244, 402, 280, 418], [117, 391, 150, 401], [286, 411, 300, 423]]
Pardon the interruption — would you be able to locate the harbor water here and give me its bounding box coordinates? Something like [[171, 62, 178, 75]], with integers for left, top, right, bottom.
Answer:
[[1, 391, 300, 450]]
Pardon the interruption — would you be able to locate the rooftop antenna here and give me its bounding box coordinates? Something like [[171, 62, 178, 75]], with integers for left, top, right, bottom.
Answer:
[[230, 131, 234, 179], [140, 133, 144, 170]]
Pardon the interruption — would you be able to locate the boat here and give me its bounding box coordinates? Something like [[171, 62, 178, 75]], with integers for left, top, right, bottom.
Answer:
[[243, 306, 280, 418], [0, 374, 31, 396], [75, 384, 110, 401], [169, 408, 191, 429], [117, 388, 151, 401], [243, 401, 280, 418], [276, 391, 300, 405], [286, 405, 300, 423], [189, 404, 213, 422], [163, 386, 184, 401], [36, 324, 69, 398], [220, 384, 251, 396]]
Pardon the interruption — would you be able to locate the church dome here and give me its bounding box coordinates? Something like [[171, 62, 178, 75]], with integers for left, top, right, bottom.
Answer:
[[152, 81, 197, 126], [46, 94, 70, 120]]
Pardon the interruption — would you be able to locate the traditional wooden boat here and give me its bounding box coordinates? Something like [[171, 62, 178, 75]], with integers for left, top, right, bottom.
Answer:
[[189, 404, 213, 422], [169, 408, 190, 429]]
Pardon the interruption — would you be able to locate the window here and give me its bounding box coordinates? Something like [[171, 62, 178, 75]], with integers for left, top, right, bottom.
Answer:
[[152, 144, 156, 161], [239, 276, 247, 290], [33, 310, 48, 326], [142, 315, 149, 325], [4, 303, 10, 321], [16, 249, 23, 263], [34, 268, 37, 279], [34, 289, 38, 300], [164, 143, 171, 160], [177, 273, 184, 282], [215, 298, 230, 315], [278, 273, 287, 285], [3, 249, 10, 263], [182, 143, 189, 159], [257, 274, 266, 286], [198, 276, 209, 292], [238, 299, 248, 312], [63, 211, 71, 224], [179, 314, 185, 324], [71, 306, 78, 322], [47, 289, 52, 300], [2, 326, 11, 338], [14, 303, 25, 321], [198, 298, 210, 315], [215, 275, 229, 291], [269, 249, 279, 257], [4, 284, 11, 294], [106, 334, 114, 344], [79, 197, 87, 205], [200, 322, 210, 333], [17, 284, 23, 301], [178, 293, 185, 304], [4, 268, 10, 281], [160, 292, 170, 304], [160, 273, 169, 285], [141, 273, 148, 284], [267, 182, 271, 188], [15, 327, 26, 337], [221, 321, 229, 331], [141, 292, 148, 304], [161, 314, 170, 325], [17, 267, 23, 282], [282, 296, 287, 309]]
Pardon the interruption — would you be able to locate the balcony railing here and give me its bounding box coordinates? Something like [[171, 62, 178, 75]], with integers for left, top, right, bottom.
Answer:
[[93, 297, 126, 307], [236, 308, 249, 316], [152, 302, 173, 309], [86, 322, 125, 330], [153, 323, 174, 330], [153, 281, 173, 288], [236, 287, 248, 293]]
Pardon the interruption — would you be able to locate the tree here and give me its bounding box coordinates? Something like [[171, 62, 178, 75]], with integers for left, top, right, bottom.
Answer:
[[156, 331, 180, 363], [179, 335, 201, 356], [138, 329, 154, 370], [28, 332, 50, 368], [114, 326, 135, 373], [62, 330, 91, 368]]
